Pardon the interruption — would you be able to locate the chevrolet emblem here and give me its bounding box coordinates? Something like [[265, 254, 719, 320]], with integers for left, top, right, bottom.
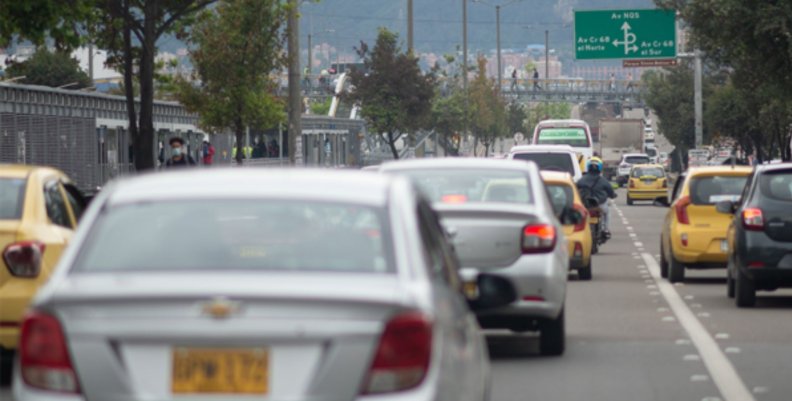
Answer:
[[201, 297, 240, 319]]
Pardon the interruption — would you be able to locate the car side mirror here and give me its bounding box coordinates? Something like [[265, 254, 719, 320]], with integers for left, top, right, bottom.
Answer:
[[715, 200, 736, 214], [467, 274, 517, 311]]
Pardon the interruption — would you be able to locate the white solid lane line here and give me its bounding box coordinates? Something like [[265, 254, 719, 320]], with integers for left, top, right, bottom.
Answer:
[[641, 253, 756, 401]]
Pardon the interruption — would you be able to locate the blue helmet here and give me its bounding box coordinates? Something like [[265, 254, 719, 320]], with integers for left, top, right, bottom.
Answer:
[[587, 157, 603, 173]]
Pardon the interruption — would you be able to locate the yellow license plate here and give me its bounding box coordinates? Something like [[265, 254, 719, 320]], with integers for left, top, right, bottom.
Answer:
[[172, 348, 269, 394], [464, 281, 479, 299]]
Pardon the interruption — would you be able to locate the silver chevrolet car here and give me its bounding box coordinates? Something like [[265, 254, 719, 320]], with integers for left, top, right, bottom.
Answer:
[[13, 169, 515, 401], [381, 159, 573, 355]]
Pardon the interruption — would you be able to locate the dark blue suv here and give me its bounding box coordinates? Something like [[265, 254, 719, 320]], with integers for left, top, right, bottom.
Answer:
[[717, 163, 792, 307]]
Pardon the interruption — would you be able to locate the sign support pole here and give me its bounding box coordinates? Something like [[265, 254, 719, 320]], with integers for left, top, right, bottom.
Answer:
[[693, 48, 703, 149]]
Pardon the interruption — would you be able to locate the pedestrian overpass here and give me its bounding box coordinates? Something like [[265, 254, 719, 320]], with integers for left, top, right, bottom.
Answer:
[[501, 79, 644, 107]]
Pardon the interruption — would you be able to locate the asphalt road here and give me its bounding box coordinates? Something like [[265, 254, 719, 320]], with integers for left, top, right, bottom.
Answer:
[[3, 189, 791, 401], [489, 189, 792, 401]]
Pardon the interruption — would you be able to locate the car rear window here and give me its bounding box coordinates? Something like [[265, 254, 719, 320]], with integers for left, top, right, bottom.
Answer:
[[625, 156, 650, 164], [535, 128, 590, 147], [0, 178, 26, 219], [545, 183, 574, 216], [73, 200, 395, 273], [399, 169, 533, 205], [512, 153, 576, 176], [689, 176, 748, 205], [759, 170, 792, 201], [631, 167, 665, 178]]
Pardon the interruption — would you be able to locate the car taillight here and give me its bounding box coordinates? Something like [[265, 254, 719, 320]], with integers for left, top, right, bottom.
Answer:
[[441, 194, 467, 204], [3, 241, 45, 277], [629, 179, 636, 188], [742, 208, 764, 231], [20, 311, 79, 393], [362, 311, 432, 394], [681, 233, 688, 247], [522, 224, 557, 254], [573, 205, 588, 232], [573, 242, 583, 258], [661, 179, 668, 188], [675, 196, 691, 225]]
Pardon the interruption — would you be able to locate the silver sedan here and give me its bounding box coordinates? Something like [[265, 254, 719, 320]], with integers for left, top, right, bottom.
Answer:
[[13, 169, 515, 401], [381, 159, 572, 356]]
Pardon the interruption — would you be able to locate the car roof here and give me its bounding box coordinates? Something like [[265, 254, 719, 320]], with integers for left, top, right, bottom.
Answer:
[[0, 164, 65, 179], [536, 119, 587, 126], [380, 157, 535, 173], [509, 145, 576, 154], [106, 169, 401, 206], [631, 164, 664, 169], [540, 170, 574, 184], [755, 162, 792, 173], [622, 153, 650, 158], [687, 165, 753, 176]]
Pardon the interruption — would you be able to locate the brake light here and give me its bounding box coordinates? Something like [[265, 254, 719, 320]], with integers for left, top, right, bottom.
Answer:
[[629, 179, 636, 188], [748, 262, 765, 269], [742, 208, 764, 231], [675, 196, 691, 225], [661, 179, 668, 188], [522, 224, 557, 253], [573, 204, 588, 232], [20, 312, 79, 393], [441, 194, 467, 204], [3, 241, 45, 277], [573, 242, 583, 258], [362, 311, 432, 394]]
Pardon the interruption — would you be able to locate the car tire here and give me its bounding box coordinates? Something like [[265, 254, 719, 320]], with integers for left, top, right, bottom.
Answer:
[[627, 196, 634, 206], [660, 242, 669, 279], [727, 259, 736, 299], [735, 268, 756, 308], [578, 261, 593, 281], [590, 225, 599, 255], [539, 308, 565, 356], [668, 256, 685, 283]]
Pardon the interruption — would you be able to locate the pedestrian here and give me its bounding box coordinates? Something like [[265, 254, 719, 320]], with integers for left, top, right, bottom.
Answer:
[[533, 68, 541, 90], [609, 73, 616, 91], [201, 140, 215, 166], [163, 137, 196, 168], [510, 68, 519, 91], [626, 72, 634, 91]]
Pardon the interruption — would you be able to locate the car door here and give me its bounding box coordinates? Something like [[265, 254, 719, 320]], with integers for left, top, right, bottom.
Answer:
[[417, 201, 488, 401]]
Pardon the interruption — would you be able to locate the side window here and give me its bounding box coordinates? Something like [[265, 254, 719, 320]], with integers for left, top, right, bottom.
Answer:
[[738, 173, 755, 207], [671, 174, 686, 201], [44, 182, 71, 228], [62, 183, 87, 222], [417, 202, 461, 290]]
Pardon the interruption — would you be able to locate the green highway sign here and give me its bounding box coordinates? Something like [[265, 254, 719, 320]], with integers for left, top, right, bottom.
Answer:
[[574, 9, 676, 60]]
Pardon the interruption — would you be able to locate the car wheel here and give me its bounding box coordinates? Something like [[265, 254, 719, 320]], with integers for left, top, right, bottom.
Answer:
[[627, 196, 634, 206], [578, 261, 593, 281], [726, 259, 736, 299], [0, 351, 11, 386], [660, 242, 669, 279], [590, 226, 599, 255], [668, 256, 685, 283], [539, 308, 565, 356], [735, 268, 756, 307]]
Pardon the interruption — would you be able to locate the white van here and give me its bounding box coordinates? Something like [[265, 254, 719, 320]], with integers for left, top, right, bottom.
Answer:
[[532, 119, 594, 170], [508, 144, 583, 181]]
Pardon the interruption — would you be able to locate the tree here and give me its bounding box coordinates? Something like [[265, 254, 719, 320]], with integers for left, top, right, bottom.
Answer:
[[0, 0, 92, 51], [431, 89, 466, 156], [526, 102, 571, 134], [468, 56, 507, 157], [5, 48, 92, 89], [507, 102, 529, 136], [348, 28, 435, 159], [175, 0, 286, 164]]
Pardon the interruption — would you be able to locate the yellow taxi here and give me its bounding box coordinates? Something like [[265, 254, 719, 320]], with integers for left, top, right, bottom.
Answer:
[[0, 165, 86, 377], [626, 164, 669, 205], [659, 166, 753, 283], [541, 171, 594, 280]]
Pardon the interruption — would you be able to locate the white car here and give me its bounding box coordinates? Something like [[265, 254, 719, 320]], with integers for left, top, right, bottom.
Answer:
[[381, 158, 572, 356], [617, 153, 652, 186], [13, 169, 513, 401], [507, 144, 583, 181]]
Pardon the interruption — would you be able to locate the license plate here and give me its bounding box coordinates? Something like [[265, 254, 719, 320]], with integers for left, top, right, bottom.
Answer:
[[172, 348, 269, 394], [643, 180, 655, 185], [721, 240, 729, 252], [464, 281, 479, 299]]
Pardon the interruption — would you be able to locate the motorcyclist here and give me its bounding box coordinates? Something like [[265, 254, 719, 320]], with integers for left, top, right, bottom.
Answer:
[[577, 157, 617, 236]]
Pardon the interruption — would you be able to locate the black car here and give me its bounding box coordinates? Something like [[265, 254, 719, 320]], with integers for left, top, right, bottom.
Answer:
[[716, 163, 792, 307]]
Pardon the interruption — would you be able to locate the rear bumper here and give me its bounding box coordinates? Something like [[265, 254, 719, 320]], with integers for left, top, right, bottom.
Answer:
[[671, 232, 728, 266], [736, 233, 792, 285], [627, 189, 667, 200]]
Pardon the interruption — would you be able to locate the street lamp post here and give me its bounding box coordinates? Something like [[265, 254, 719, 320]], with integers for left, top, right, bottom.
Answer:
[[472, 0, 523, 92]]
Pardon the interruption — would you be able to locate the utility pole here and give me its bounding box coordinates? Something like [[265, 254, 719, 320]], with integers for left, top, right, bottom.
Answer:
[[287, 0, 301, 165], [693, 48, 703, 149], [407, 0, 414, 53], [496, 5, 502, 92], [88, 44, 94, 81], [307, 33, 312, 76], [463, 0, 469, 150], [544, 30, 549, 81]]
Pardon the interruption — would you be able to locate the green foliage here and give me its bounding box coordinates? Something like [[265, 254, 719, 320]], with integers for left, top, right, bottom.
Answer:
[[469, 56, 507, 157], [310, 97, 332, 116], [176, 0, 286, 164], [526, 102, 571, 133], [431, 88, 466, 155], [0, 0, 93, 51], [5, 48, 92, 88], [348, 28, 435, 159], [507, 102, 528, 136]]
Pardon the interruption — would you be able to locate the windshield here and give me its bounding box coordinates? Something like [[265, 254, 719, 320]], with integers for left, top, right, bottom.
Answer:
[[625, 156, 650, 164], [632, 167, 665, 178], [73, 200, 394, 273], [689, 175, 748, 205], [535, 127, 590, 147], [399, 169, 533, 204], [645, 147, 658, 157], [759, 170, 792, 201], [0, 178, 26, 220], [512, 153, 575, 176]]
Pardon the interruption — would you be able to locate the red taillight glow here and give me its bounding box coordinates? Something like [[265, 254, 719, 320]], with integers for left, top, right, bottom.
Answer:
[[748, 262, 765, 269], [522, 295, 545, 302], [3, 241, 45, 278], [681, 233, 688, 247], [522, 224, 557, 254], [742, 208, 764, 231], [573, 204, 588, 232], [441, 194, 468, 204], [675, 196, 691, 225], [573, 242, 583, 258], [629, 179, 636, 188], [19, 312, 79, 393], [362, 311, 432, 394], [661, 179, 668, 188]]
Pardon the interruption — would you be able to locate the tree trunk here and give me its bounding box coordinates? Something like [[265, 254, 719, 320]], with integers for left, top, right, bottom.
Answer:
[[386, 132, 400, 160], [122, 0, 139, 168], [484, 142, 490, 158], [133, 2, 158, 172], [235, 118, 245, 165], [473, 135, 479, 157]]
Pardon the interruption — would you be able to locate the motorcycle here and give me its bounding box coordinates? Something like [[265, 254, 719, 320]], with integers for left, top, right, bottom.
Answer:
[[585, 197, 610, 254]]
